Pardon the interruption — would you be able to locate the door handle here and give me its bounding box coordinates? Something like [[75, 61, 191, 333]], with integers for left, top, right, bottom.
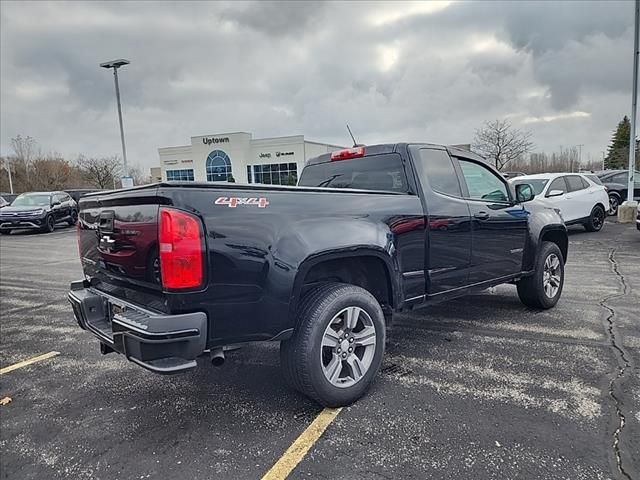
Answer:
[[474, 211, 490, 220]]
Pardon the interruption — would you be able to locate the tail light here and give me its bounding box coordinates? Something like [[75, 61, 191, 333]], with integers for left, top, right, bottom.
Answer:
[[158, 207, 204, 290], [331, 146, 365, 161]]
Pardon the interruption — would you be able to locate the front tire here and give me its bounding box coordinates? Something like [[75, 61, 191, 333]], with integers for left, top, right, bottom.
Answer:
[[584, 204, 605, 232], [517, 241, 564, 309], [280, 283, 385, 407], [42, 215, 55, 233]]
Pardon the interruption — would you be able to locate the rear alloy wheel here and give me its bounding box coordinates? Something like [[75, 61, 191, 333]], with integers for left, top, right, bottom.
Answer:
[[585, 204, 605, 232], [517, 241, 564, 309], [67, 210, 78, 226], [320, 306, 377, 389], [280, 282, 385, 407], [608, 195, 619, 216]]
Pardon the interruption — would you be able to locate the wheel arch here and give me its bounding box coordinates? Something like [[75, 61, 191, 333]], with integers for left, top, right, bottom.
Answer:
[[540, 227, 568, 264], [289, 248, 399, 325]]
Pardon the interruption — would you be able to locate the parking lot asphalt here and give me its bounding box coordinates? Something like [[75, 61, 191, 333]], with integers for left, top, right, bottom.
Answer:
[[1, 221, 639, 480]]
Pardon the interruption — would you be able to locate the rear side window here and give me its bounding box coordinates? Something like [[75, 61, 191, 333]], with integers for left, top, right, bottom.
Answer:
[[413, 149, 462, 197], [566, 175, 587, 192], [585, 174, 602, 185], [298, 154, 409, 192], [611, 173, 627, 184], [547, 177, 567, 195]]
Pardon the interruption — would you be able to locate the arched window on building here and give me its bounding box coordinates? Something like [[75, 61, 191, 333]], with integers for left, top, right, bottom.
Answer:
[[206, 150, 232, 182]]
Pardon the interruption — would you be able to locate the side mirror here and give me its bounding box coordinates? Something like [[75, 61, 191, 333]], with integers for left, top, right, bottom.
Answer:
[[515, 183, 535, 203], [51, 201, 61, 207], [546, 190, 564, 198]]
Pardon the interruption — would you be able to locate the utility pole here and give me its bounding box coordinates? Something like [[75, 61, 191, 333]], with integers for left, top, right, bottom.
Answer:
[[601, 151, 606, 171], [577, 144, 583, 172], [2, 159, 13, 194]]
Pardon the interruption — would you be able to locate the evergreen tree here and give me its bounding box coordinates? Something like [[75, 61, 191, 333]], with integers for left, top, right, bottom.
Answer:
[[604, 116, 639, 169]]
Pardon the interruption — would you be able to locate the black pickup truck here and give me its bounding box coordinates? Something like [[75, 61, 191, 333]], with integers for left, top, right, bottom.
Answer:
[[69, 143, 568, 406]]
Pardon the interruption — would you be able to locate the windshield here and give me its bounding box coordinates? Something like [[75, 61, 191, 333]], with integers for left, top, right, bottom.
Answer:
[[511, 179, 549, 196], [299, 154, 409, 193], [11, 194, 51, 207]]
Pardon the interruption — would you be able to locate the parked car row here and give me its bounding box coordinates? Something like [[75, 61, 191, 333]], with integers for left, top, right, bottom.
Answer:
[[594, 169, 640, 215], [0, 191, 78, 234], [0, 189, 106, 235]]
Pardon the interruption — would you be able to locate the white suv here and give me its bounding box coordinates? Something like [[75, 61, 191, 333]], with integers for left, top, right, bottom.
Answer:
[[511, 173, 609, 232]]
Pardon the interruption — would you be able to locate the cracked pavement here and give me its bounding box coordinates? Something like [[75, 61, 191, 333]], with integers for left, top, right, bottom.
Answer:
[[1, 221, 639, 479]]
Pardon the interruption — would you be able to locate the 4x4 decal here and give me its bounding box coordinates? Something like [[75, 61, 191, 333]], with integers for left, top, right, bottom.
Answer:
[[215, 197, 269, 208]]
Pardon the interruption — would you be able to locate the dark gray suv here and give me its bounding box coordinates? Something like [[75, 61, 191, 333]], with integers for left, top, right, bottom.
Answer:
[[0, 191, 78, 234]]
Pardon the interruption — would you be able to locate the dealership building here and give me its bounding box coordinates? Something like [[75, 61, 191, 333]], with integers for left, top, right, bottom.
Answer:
[[158, 132, 344, 185]]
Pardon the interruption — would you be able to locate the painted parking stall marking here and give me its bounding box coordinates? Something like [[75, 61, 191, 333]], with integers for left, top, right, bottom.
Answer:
[[261, 408, 342, 480]]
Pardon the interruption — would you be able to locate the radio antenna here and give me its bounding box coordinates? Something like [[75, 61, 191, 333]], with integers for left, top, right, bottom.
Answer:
[[346, 123, 358, 147]]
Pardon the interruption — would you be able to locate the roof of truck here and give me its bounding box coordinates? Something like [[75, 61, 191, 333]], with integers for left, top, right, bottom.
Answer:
[[306, 143, 485, 166]]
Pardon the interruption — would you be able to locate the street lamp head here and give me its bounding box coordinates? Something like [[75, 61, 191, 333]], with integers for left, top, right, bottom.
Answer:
[[100, 59, 130, 69]]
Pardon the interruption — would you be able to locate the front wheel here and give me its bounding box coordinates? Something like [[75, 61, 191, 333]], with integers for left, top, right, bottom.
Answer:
[[584, 204, 605, 232], [280, 283, 385, 407], [517, 241, 564, 309], [42, 215, 55, 233]]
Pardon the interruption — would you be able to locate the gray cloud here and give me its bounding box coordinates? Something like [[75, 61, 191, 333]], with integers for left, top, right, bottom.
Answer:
[[0, 0, 635, 173]]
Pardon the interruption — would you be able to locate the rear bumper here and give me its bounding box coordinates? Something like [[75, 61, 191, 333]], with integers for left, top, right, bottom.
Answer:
[[68, 280, 207, 374]]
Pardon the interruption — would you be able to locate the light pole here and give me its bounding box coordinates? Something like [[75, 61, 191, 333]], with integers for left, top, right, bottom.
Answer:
[[100, 58, 130, 183], [627, 0, 639, 204], [618, 0, 639, 222], [601, 151, 606, 171]]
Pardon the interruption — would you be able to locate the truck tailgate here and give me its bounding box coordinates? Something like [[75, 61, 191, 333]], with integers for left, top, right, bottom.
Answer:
[[78, 186, 166, 311]]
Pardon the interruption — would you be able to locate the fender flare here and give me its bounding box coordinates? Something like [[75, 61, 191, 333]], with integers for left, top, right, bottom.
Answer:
[[288, 247, 401, 323]]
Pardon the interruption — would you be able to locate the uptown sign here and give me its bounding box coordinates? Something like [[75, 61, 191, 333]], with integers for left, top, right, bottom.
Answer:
[[203, 137, 230, 145]]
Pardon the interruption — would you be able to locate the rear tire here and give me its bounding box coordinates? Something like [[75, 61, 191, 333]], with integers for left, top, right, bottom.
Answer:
[[67, 210, 78, 226], [584, 204, 605, 232], [517, 241, 564, 309], [608, 194, 619, 216], [280, 282, 385, 407]]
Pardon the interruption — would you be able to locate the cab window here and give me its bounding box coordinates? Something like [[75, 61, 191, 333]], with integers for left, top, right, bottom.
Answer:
[[457, 159, 510, 203], [413, 148, 462, 197]]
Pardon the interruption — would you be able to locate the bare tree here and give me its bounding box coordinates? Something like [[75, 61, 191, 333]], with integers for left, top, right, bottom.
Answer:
[[10, 135, 37, 164], [10, 135, 38, 186], [128, 165, 150, 185], [77, 155, 121, 189], [30, 155, 76, 190], [473, 120, 534, 171]]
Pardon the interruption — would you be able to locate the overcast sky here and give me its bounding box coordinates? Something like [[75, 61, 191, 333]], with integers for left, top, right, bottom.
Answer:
[[0, 0, 636, 172]]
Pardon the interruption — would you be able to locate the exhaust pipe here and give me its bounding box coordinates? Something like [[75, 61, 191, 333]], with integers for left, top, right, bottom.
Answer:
[[210, 347, 225, 367]]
